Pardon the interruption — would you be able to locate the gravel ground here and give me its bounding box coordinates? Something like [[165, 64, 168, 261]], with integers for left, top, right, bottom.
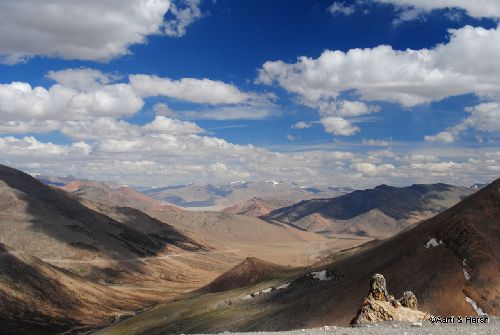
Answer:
[[208, 318, 499, 335]]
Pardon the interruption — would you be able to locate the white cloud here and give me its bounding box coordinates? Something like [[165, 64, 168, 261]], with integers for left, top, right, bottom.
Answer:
[[321, 117, 359, 136], [183, 106, 277, 120], [465, 102, 500, 132], [153, 103, 178, 117], [0, 136, 90, 156], [130, 74, 252, 104], [0, 75, 144, 122], [258, 25, 500, 108], [375, 0, 500, 20], [318, 100, 380, 117], [352, 162, 396, 175], [424, 131, 456, 143], [425, 102, 500, 143], [163, 0, 203, 37], [411, 161, 462, 172], [2, 129, 500, 189], [0, 0, 173, 64], [362, 139, 391, 146], [60, 118, 141, 140], [1, 68, 275, 124], [0, 120, 60, 134], [46, 68, 113, 91], [292, 121, 312, 129], [328, 2, 356, 16], [143, 116, 203, 134]]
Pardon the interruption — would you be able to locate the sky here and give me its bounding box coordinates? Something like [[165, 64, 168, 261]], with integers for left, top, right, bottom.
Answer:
[[1, 0, 500, 188]]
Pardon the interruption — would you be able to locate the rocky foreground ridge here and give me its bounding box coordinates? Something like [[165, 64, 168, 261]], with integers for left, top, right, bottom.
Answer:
[[351, 274, 430, 325]]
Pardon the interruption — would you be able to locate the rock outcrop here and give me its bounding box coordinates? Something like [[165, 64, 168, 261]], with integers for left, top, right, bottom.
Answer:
[[351, 274, 430, 325]]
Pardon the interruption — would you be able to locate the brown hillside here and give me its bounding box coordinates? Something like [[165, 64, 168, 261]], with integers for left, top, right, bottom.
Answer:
[[206, 257, 284, 293], [62, 180, 182, 213], [0, 243, 154, 335]]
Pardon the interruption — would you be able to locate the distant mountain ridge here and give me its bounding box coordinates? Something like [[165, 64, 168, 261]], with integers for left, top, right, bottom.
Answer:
[[142, 180, 349, 211], [264, 183, 474, 238]]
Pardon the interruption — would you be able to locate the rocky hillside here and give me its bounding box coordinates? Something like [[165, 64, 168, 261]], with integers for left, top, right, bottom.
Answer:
[[265, 183, 474, 238]]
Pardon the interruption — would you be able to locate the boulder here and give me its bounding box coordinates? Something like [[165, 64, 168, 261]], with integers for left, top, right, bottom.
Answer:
[[399, 291, 418, 310]]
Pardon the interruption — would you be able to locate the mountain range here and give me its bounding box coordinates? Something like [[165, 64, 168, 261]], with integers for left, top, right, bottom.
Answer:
[[1, 163, 496, 334], [98, 177, 499, 334], [141, 181, 351, 211]]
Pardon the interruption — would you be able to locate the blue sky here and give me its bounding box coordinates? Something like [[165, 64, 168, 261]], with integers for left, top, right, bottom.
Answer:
[[1, 0, 500, 188]]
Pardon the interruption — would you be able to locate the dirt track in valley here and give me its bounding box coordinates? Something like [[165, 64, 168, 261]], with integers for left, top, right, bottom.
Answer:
[[41, 249, 241, 265]]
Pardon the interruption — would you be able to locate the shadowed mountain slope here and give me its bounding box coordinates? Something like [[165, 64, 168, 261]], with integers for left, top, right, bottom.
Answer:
[[265, 183, 474, 238], [0, 164, 204, 263], [0, 243, 155, 335]]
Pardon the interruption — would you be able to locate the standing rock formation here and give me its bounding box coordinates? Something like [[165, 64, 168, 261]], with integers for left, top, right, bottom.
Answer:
[[368, 274, 389, 301], [351, 274, 430, 325]]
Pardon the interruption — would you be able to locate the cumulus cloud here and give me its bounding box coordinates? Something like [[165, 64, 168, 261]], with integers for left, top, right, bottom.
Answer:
[[259, 25, 500, 137], [0, 69, 275, 124], [425, 102, 500, 143], [143, 116, 203, 134], [2, 128, 500, 188], [465, 102, 500, 132], [0, 120, 60, 134], [59, 118, 141, 140], [163, 0, 203, 37], [258, 25, 500, 108], [0, 136, 91, 156], [375, 0, 500, 21], [314, 100, 380, 120], [352, 162, 396, 175], [328, 2, 356, 16], [0, 0, 173, 64], [153, 103, 178, 117], [130, 74, 253, 104], [321, 117, 359, 136], [46, 68, 114, 91], [424, 131, 456, 143], [292, 121, 312, 129], [0, 71, 144, 121]]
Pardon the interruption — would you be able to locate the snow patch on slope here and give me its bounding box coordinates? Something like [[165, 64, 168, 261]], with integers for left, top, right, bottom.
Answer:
[[310, 270, 333, 281], [425, 238, 443, 248], [463, 259, 471, 281], [465, 296, 487, 316]]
